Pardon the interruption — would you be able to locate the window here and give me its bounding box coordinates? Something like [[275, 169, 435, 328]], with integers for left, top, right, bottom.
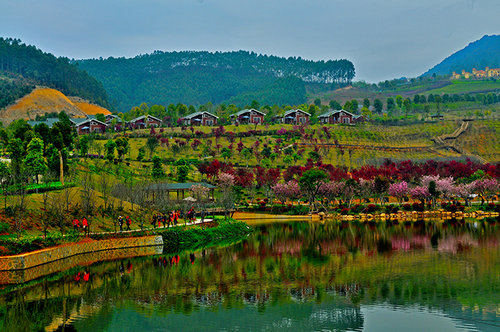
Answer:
[[206, 120, 213, 126], [254, 117, 261, 124]]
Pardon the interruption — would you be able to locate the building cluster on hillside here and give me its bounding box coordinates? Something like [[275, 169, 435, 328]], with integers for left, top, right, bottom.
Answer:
[[451, 67, 500, 79], [27, 108, 364, 135]]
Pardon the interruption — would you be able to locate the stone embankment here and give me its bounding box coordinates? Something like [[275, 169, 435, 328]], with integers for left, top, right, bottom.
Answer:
[[0, 236, 163, 284], [326, 210, 499, 222]]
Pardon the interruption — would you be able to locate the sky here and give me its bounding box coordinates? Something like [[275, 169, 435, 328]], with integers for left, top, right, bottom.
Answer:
[[1, 0, 499, 82]]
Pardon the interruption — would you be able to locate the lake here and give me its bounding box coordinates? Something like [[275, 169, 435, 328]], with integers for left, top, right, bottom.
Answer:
[[0, 218, 498, 331]]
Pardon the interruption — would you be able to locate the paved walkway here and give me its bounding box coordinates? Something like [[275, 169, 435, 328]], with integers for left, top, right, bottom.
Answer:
[[88, 218, 214, 236]]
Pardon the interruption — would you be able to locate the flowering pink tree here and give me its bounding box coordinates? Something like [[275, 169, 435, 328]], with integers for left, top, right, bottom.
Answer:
[[388, 181, 408, 204], [452, 182, 475, 205], [357, 178, 375, 203], [319, 181, 345, 206], [436, 177, 455, 201], [472, 178, 499, 204], [410, 186, 430, 204], [190, 184, 210, 201], [218, 172, 235, 189], [272, 181, 301, 205]]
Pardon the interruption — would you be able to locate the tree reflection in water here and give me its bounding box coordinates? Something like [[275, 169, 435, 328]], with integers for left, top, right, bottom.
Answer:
[[0, 218, 498, 331]]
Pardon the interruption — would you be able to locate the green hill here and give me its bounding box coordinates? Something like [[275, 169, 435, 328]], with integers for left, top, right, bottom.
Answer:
[[423, 34, 500, 76], [76, 51, 355, 111], [0, 37, 110, 109]]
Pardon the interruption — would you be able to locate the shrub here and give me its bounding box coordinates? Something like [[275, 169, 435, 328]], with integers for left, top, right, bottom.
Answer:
[[412, 202, 424, 212], [485, 202, 496, 211], [402, 203, 412, 211], [366, 204, 378, 213], [0, 222, 10, 234]]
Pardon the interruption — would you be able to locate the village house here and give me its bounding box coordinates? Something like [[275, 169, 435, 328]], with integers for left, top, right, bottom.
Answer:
[[452, 66, 500, 80], [105, 114, 127, 131], [129, 115, 162, 129], [230, 109, 265, 125], [281, 109, 310, 124], [71, 118, 108, 135], [318, 110, 355, 125], [182, 111, 218, 126]]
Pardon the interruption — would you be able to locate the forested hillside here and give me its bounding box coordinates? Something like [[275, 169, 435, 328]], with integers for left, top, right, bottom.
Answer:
[[423, 34, 500, 76], [0, 37, 109, 108], [76, 50, 355, 111]]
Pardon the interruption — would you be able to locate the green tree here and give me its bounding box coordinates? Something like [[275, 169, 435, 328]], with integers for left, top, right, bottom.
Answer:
[[151, 156, 165, 179], [314, 98, 322, 107], [403, 98, 412, 118], [104, 139, 116, 162], [7, 138, 24, 176], [0, 162, 11, 208], [363, 98, 370, 108], [23, 137, 46, 183], [242, 148, 252, 167], [177, 164, 189, 182], [299, 169, 327, 211], [115, 137, 129, 161], [329, 100, 342, 110], [137, 146, 145, 161], [146, 136, 159, 159], [79, 135, 89, 157], [386, 98, 395, 112], [374, 99, 383, 113], [221, 147, 232, 161], [95, 113, 106, 123], [395, 95, 403, 109]]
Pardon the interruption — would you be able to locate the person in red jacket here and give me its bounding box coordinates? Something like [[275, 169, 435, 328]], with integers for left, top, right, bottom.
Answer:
[[82, 217, 89, 236], [126, 216, 131, 231], [73, 218, 79, 232]]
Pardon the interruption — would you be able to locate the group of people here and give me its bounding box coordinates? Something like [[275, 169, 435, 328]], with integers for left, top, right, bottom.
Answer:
[[72, 217, 90, 235], [118, 216, 132, 232], [151, 211, 180, 228]]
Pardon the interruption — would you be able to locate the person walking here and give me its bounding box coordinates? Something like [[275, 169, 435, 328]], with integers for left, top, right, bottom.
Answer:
[[152, 214, 157, 229], [73, 218, 79, 232], [82, 217, 89, 236], [126, 216, 131, 231], [118, 216, 123, 232]]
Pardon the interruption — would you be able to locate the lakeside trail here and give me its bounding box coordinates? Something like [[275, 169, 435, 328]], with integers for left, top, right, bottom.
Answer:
[[85, 218, 214, 237]]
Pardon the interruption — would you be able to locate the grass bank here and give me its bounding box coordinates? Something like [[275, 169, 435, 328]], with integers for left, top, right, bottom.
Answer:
[[0, 218, 252, 256]]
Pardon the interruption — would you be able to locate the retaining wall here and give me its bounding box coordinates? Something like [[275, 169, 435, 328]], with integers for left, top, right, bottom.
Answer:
[[0, 235, 163, 284]]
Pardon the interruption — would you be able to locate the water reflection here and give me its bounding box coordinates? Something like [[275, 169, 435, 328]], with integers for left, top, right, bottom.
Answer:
[[0, 219, 498, 331]]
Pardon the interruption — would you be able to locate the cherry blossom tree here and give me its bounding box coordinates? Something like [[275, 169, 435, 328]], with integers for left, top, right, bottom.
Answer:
[[388, 181, 409, 204]]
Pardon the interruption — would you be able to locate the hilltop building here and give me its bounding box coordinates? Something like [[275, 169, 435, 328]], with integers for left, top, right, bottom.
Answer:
[[452, 67, 500, 79], [230, 109, 265, 125], [182, 111, 218, 126], [318, 110, 355, 125], [281, 109, 310, 124]]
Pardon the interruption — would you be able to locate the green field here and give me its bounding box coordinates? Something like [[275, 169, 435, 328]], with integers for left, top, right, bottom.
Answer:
[[425, 80, 500, 95]]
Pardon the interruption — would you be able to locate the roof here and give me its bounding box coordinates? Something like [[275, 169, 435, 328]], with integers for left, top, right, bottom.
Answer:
[[131, 115, 162, 122], [283, 109, 311, 117], [183, 111, 219, 119], [71, 118, 108, 126], [147, 182, 216, 191], [27, 118, 60, 128], [318, 109, 355, 118], [230, 108, 266, 117]]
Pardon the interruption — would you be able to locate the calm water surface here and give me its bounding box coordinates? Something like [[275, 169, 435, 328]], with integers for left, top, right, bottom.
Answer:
[[0, 219, 499, 332]]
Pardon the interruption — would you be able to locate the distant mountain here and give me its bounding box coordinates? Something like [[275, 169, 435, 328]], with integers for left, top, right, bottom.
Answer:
[[76, 51, 355, 111], [423, 35, 500, 76], [0, 37, 110, 109]]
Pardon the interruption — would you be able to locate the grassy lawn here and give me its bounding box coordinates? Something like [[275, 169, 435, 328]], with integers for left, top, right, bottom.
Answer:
[[425, 80, 500, 95]]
